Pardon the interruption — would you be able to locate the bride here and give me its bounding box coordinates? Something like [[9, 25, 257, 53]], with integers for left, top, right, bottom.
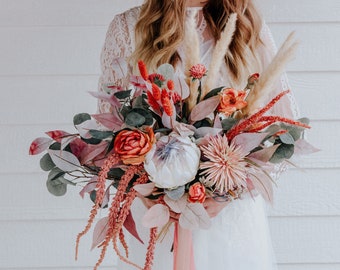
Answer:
[[97, 0, 297, 269]]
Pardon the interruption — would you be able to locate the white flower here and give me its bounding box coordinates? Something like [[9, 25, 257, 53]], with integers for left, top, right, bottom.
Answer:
[[144, 133, 200, 189]]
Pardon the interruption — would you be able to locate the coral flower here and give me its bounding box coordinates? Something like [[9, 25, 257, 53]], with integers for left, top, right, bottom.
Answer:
[[114, 128, 155, 165], [189, 64, 207, 80], [218, 88, 247, 116], [199, 134, 249, 193], [188, 182, 206, 203], [144, 133, 200, 188]]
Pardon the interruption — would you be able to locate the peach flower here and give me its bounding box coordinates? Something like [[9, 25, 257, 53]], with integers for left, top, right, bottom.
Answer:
[[114, 128, 154, 165], [218, 88, 247, 116], [188, 182, 206, 203]]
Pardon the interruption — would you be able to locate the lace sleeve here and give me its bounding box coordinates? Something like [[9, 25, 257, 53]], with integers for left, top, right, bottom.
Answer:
[[258, 22, 301, 180], [97, 8, 139, 113]]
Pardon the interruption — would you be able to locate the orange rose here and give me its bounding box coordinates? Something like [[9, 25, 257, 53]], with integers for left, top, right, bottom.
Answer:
[[188, 182, 206, 203], [114, 128, 154, 165], [218, 88, 247, 116]]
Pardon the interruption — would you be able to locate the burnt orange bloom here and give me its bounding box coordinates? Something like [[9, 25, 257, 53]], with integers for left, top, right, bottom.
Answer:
[[147, 91, 161, 112], [161, 89, 173, 116], [167, 80, 174, 91], [151, 83, 161, 100], [218, 88, 247, 116], [114, 128, 155, 165], [138, 60, 148, 81]]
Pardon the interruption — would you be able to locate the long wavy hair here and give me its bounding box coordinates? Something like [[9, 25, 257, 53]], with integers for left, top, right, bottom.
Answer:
[[130, 0, 263, 82]]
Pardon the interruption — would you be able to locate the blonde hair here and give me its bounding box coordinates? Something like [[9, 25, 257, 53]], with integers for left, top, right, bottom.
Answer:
[[131, 0, 263, 82]]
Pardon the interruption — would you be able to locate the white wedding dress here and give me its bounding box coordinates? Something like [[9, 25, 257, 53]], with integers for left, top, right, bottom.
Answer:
[[98, 6, 299, 270]]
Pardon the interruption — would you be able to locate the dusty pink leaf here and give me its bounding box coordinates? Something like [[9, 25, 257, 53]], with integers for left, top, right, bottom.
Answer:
[[195, 127, 222, 138], [213, 114, 222, 128], [69, 138, 87, 159], [164, 195, 187, 214], [179, 203, 211, 230], [92, 113, 124, 130], [248, 144, 280, 163], [294, 139, 320, 155], [89, 91, 120, 108], [174, 75, 190, 99], [248, 172, 273, 203], [142, 204, 170, 228], [45, 130, 70, 143], [48, 149, 81, 172], [130, 75, 148, 95], [91, 216, 109, 250], [29, 137, 52, 155], [79, 176, 97, 198], [133, 182, 155, 196], [190, 95, 220, 122], [123, 210, 144, 244], [233, 132, 268, 153], [101, 185, 111, 208], [80, 141, 108, 164]]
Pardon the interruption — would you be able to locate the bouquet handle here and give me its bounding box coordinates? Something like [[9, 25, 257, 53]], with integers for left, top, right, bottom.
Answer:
[[173, 223, 196, 270]]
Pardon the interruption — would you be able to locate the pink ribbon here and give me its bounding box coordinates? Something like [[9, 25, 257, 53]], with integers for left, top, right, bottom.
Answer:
[[173, 223, 196, 270]]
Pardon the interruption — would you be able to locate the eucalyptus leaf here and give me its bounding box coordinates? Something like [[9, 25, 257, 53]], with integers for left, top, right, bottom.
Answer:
[[221, 118, 238, 131], [114, 90, 132, 99], [40, 153, 55, 171], [49, 142, 61, 150], [279, 132, 295, 145], [203, 86, 224, 100], [82, 137, 102, 145], [46, 177, 67, 196], [165, 186, 185, 201], [270, 144, 294, 163], [48, 167, 65, 181], [125, 111, 146, 127], [108, 168, 125, 179], [73, 113, 91, 125], [125, 108, 153, 127], [89, 130, 114, 140], [298, 117, 310, 125]]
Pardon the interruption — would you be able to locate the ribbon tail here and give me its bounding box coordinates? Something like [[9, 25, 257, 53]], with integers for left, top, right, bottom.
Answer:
[[173, 223, 196, 270]]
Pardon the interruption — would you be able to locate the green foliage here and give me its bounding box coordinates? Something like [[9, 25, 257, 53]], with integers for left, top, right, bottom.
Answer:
[[203, 86, 224, 100], [221, 118, 238, 132], [40, 153, 55, 171], [114, 90, 132, 99], [270, 143, 294, 163], [73, 113, 91, 125], [125, 108, 153, 127], [89, 130, 114, 140]]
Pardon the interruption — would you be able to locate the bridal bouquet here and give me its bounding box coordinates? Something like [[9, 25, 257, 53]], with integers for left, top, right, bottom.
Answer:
[[29, 13, 317, 270]]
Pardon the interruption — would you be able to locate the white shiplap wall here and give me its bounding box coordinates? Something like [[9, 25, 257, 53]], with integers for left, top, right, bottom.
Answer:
[[0, 1, 339, 269]]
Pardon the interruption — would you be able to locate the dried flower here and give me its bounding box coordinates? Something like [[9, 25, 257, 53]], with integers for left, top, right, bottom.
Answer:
[[144, 133, 200, 188], [218, 88, 247, 116], [189, 64, 207, 80], [161, 89, 173, 116], [114, 128, 155, 165], [199, 134, 249, 193], [151, 83, 161, 100], [167, 80, 174, 91]]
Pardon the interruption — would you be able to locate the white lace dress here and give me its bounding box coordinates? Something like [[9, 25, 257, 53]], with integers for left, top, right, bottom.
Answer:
[[98, 6, 298, 270]]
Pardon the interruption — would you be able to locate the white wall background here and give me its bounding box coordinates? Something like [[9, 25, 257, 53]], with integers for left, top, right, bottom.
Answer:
[[0, 0, 339, 269]]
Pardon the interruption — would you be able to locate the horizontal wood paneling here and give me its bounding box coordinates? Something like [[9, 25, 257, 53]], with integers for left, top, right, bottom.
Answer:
[[0, 23, 339, 76], [0, 0, 143, 27], [2, 168, 339, 221], [278, 264, 340, 270], [1, 72, 339, 126], [270, 216, 340, 263], [0, 76, 98, 125], [0, 0, 339, 27], [258, 0, 340, 23]]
